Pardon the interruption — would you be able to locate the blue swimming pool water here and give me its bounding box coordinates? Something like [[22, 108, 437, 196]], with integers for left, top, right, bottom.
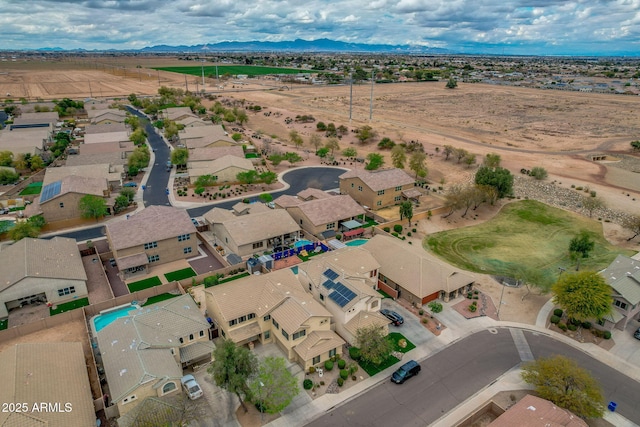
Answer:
[[345, 239, 368, 246], [294, 240, 313, 248], [290, 266, 299, 274], [93, 305, 140, 332]]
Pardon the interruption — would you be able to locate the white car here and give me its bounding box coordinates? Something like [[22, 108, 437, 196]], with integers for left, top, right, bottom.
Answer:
[[181, 374, 203, 400]]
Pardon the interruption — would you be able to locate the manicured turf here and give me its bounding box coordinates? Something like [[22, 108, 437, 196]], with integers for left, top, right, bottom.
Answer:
[[387, 332, 416, 353], [50, 297, 89, 316], [127, 276, 162, 293], [19, 182, 43, 195], [142, 293, 180, 307], [153, 65, 309, 77], [426, 200, 634, 286], [164, 267, 197, 282], [358, 354, 400, 376], [0, 319, 7, 330], [377, 289, 392, 299], [244, 153, 260, 158]]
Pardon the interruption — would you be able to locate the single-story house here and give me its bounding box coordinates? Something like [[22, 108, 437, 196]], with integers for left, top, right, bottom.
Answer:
[[339, 168, 415, 210], [84, 131, 130, 145], [0, 126, 50, 156], [89, 109, 127, 124], [188, 154, 254, 184], [599, 254, 640, 331], [0, 237, 88, 319], [12, 111, 60, 127], [84, 122, 128, 134], [162, 107, 197, 122], [178, 125, 235, 149]]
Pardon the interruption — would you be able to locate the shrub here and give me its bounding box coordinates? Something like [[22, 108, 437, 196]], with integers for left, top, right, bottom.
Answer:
[[392, 232, 399, 237], [383, 226, 390, 232], [530, 166, 548, 180], [550, 315, 561, 324], [324, 360, 334, 371], [473, 290, 479, 295], [303, 379, 313, 390], [412, 228, 417, 233], [407, 232, 412, 237], [349, 364, 358, 374], [352, 375, 357, 381], [340, 369, 349, 380], [393, 224, 403, 233], [349, 347, 361, 360], [428, 301, 443, 314], [468, 304, 477, 313], [422, 317, 428, 324], [567, 323, 577, 331], [308, 366, 316, 374], [418, 309, 424, 315], [337, 377, 344, 387], [558, 322, 568, 331], [582, 321, 592, 329], [590, 190, 597, 197], [553, 308, 563, 317], [604, 331, 612, 340], [337, 359, 346, 369], [320, 381, 325, 386]]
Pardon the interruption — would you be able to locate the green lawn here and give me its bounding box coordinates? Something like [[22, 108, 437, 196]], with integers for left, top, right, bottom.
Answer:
[[426, 200, 634, 286], [0, 318, 7, 330], [142, 293, 180, 307], [19, 182, 43, 196], [387, 333, 416, 353], [127, 276, 162, 293], [245, 153, 260, 158], [164, 267, 197, 282], [377, 289, 392, 299], [50, 298, 89, 316], [153, 65, 310, 77], [358, 354, 400, 376]]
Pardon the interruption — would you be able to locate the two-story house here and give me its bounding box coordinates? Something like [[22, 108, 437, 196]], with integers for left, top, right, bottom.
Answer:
[[297, 246, 389, 344], [95, 294, 213, 417], [105, 206, 197, 279], [339, 168, 415, 210], [599, 254, 640, 331], [204, 269, 345, 370]]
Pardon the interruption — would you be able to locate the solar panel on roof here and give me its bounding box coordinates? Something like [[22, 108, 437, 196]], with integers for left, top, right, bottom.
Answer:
[[40, 180, 62, 203], [322, 280, 335, 289], [328, 282, 357, 307], [329, 292, 349, 307], [323, 268, 339, 280]]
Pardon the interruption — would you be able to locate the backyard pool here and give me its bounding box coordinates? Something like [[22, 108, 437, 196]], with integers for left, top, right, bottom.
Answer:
[[294, 239, 313, 248], [345, 239, 368, 246], [92, 304, 141, 333], [290, 266, 299, 275]]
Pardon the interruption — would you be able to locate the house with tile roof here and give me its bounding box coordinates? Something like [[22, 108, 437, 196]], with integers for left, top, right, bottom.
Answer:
[[162, 107, 197, 122], [488, 394, 587, 427], [89, 109, 127, 125], [339, 168, 415, 210], [297, 246, 389, 344], [204, 269, 345, 370], [203, 207, 300, 257], [0, 237, 87, 319], [95, 294, 213, 417], [0, 126, 50, 156], [364, 234, 475, 305], [275, 192, 366, 239], [105, 206, 197, 279], [599, 254, 640, 331], [177, 116, 210, 128], [188, 154, 255, 184], [177, 125, 235, 149], [13, 111, 60, 127], [0, 342, 96, 427], [42, 163, 124, 189]]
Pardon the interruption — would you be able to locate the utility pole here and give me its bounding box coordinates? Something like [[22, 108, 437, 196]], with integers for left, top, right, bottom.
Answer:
[[185, 74, 189, 92], [369, 69, 374, 122], [349, 71, 353, 124], [201, 60, 205, 91], [216, 65, 219, 81]]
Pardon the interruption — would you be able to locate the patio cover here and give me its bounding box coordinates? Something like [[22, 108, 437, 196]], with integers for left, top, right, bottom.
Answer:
[[344, 228, 364, 237], [179, 340, 215, 363], [327, 239, 346, 249], [321, 230, 336, 239], [226, 253, 243, 265], [341, 219, 362, 230], [402, 188, 422, 200], [116, 253, 149, 270]]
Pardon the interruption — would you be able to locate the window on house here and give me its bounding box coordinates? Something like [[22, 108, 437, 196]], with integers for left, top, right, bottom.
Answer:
[[358, 186, 363, 192], [248, 313, 256, 320], [199, 330, 204, 337], [59, 202, 64, 208], [229, 319, 237, 326], [183, 247, 192, 254], [313, 355, 320, 365], [57, 286, 76, 297], [377, 190, 385, 195], [394, 196, 401, 202], [293, 330, 306, 340], [264, 315, 271, 322], [264, 330, 270, 339], [252, 241, 264, 249], [148, 254, 160, 263], [123, 395, 137, 404], [329, 348, 336, 357], [351, 183, 354, 188], [376, 201, 382, 206], [300, 219, 303, 225], [221, 329, 226, 337], [309, 284, 312, 291], [189, 334, 194, 341], [178, 234, 191, 242], [326, 222, 335, 230], [371, 300, 379, 309], [239, 315, 247, 323], [179, 338, 184, 344], [614, 300, 628, 310], [395, 186, 402, 191], [162, 382, 177, 394], [370, 269, 377, 278], [281, 329, 289, 340], [144, 241, 158, 250], [320, 294, 325, 301], [272, 318, 279, 329]]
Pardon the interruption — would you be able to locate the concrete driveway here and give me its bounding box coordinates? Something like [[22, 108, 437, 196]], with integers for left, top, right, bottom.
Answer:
[[191, 366, 240, 427], [610, 320, 640, 368], [381, 299, 434, 347]]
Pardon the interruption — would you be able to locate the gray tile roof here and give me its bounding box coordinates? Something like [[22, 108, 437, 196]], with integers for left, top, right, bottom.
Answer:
[[600, 254, 640, 304], [179, 341, 215, 363], [0, 237, 87, 292], [339, 168, 415, 191], [106, 206, 196, 251], [189, 146, 244, 162], [0, 342, 96, 427], [293, 195, 365, 226]]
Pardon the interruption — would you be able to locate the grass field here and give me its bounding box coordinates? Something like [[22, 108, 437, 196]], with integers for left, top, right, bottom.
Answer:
[[19, 182, 42, 196], [164, 267, 197, 282], [50, 298, 90, 316], [426, 200, 634, 285], [152, 65, 309, 77], [127, 276, 162, 293], [142, 293, 180, 307]]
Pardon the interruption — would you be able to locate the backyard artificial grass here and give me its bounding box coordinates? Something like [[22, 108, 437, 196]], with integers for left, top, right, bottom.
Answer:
[[0, 319, 7, 330], [142, 293, 180, 306], [426, 200, 634, 286], [164, 267, 197, 282], [19, 182, 43, 196], [49, 297, 89, 316], [127, 276, 162, 293]]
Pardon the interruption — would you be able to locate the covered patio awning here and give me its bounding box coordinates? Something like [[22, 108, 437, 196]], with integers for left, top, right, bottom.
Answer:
[[179, 340, 215, 363], [321, 230, 336, 239], [402, 188, 422, 200], [327, 239, 346, 250], [343, 228, 364, 237], [116, 253, 149, 270], [341, 219, 362, 230]]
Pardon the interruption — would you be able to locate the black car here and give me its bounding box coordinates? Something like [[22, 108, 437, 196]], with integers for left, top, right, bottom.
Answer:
[[634, 327, 640, 340], [380, 308, 404, 326], [391, 360, 421, 384]]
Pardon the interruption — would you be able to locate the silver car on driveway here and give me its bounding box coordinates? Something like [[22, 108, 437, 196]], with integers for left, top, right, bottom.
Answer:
[[181, 374, 204, 400]]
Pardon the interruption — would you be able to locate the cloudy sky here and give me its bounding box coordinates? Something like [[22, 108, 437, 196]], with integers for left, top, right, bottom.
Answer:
[[1, 0, 639, 55]]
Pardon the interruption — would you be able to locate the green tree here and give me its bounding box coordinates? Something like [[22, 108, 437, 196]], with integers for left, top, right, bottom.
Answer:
[[268, 153, 285, 166], [316, 122, 327, 131], [231, 133, 243, 142], [623, 215, 640, 241], [342, 147, 357, 158], [463, 152, 477, 168], [445, 77, 458, 89], [0, 150, 13, 167], [309, 133, 322, 152], [356, 125, 377, 144], [521, 355, 605, 419], [289, 130, 304, 150], [258, 193, 273, 203], [259, 171, 277, 185], [569, 231, 595, 270], [79, 195, 108, 221], [409, 151, 427, 178], [530, 166, 548, 180], [164, 120, 179, 141], [30, 155, 45, 171], [128, 145, 151, 170], [391, 145, 406, 169], [581, 196, 604, 218], [120, 187, 136, 202], [285, 152, 303, 166], [483, 153, 501, 168], [8, 221, 40, 241], [316, 147, 330, 158], [442, 144, 454, 160], [124, 115, 141, 131], [236, 170, 259, 184], [235, 109, 248, 125], [0, 169, 19, 184], [355, 324, 393, 366], [377, 137, 395, 149], [248, 357, 299, 415], [170, 148, 189, 167], [129, 128, 147, 145], [26, 214, 46, 230], [365, 153, 384, 170], [325, 137, 340, 156], [552, 271, 612, 322], [630, 140, 640, 151], [474, 166, 513, 198], [208, 339, 257, 413], [113, 195, 130, 214], [399, 201, 413, 226]]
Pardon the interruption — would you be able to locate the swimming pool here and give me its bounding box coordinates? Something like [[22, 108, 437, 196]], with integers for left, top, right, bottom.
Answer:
[[345, 239, 368, 246], [294, 239, 313, 248], [92, 304, 140, 333], [290, 266, 299, 275]]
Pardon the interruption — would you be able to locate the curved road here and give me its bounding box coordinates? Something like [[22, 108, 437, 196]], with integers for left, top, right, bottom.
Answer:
[[306, 328, 640, 427]]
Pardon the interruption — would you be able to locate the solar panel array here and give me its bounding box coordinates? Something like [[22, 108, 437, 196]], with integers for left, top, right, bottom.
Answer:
[[322, 280, 335, 290], [328, 282, 357, 307], [323, 268, 339, 281], [40, 180, 62, 203]]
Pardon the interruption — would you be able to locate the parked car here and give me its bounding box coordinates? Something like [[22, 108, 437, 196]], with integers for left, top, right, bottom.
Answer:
[[391, 360, 421, 384], [380, 308, 404, 326], [181, 374, 203, 400], [123, 182, 137, 188], [634, 327, 640, 340], [0, 207, 9, 215]]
